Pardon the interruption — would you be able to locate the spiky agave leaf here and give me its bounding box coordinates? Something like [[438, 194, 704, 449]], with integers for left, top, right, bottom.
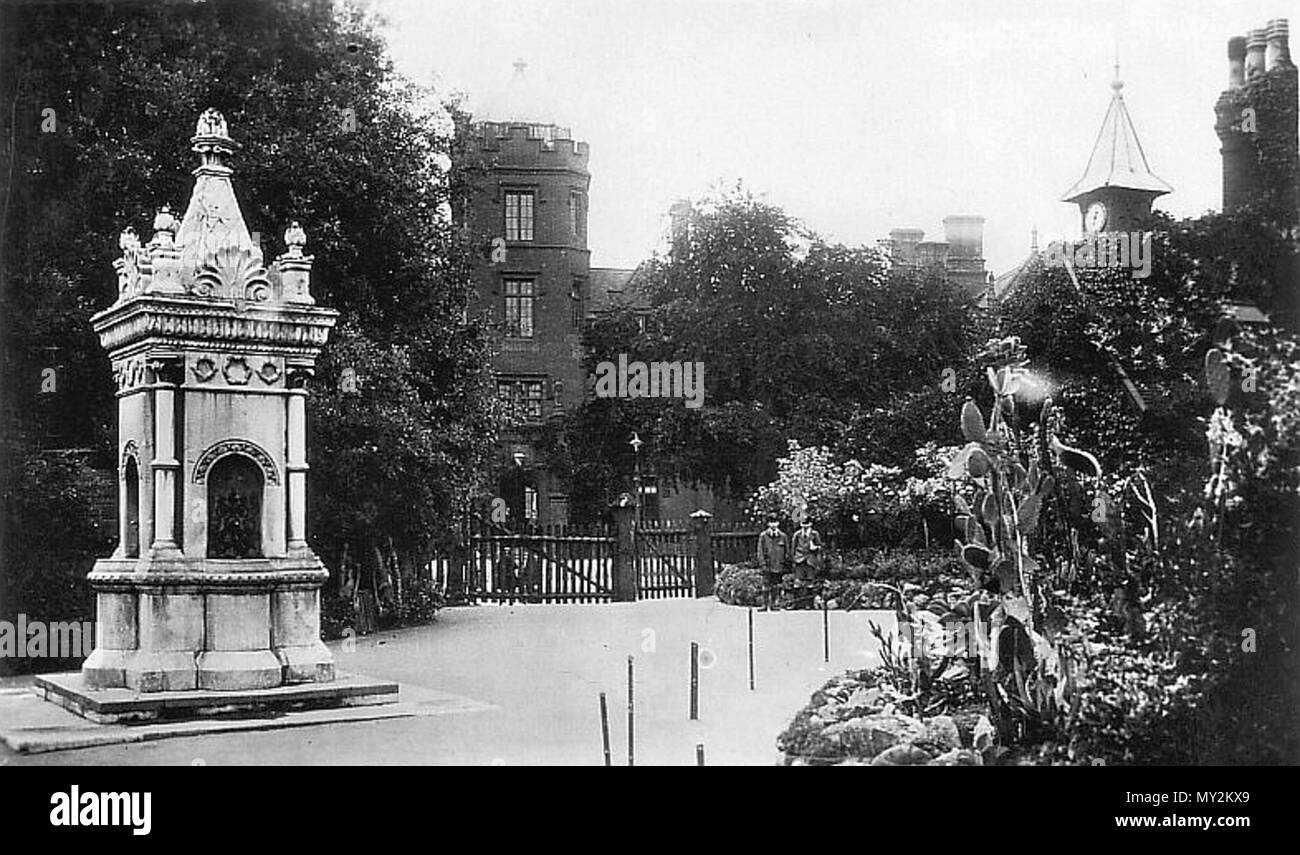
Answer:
[[1204, 347, 1231, 406], [1050, 437, 1102, 478]]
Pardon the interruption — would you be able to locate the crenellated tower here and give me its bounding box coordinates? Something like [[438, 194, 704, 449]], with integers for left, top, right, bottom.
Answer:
[[460, 61, 593, 526]]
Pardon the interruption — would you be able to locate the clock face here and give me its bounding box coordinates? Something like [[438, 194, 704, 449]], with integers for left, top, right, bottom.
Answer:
[[1085, 201, 1108, 233]]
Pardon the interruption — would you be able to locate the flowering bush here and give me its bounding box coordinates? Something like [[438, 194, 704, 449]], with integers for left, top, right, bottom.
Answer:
[[750, 440, 904, 530]]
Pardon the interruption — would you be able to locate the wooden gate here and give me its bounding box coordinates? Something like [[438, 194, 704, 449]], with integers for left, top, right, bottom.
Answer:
[[636, 519, 695, 599]]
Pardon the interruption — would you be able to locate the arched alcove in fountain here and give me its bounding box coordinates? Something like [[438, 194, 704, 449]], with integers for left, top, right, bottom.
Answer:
[[207, 453, 264, 559], [124, 458, 140, 559]]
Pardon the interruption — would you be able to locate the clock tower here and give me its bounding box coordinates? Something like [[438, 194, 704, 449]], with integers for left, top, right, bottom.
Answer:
[[1062, 71, 1172, 233]]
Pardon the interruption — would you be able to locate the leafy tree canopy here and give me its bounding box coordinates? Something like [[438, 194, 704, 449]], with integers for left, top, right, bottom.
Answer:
[[0, 0, 495, 584]]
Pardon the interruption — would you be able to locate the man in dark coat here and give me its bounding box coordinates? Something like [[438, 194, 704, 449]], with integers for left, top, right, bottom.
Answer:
[[756, 516, 789, 611], [791, 518, 824, 583]]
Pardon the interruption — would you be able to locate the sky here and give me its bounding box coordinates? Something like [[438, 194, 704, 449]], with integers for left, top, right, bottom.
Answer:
[[366, 0, 1292, 276]]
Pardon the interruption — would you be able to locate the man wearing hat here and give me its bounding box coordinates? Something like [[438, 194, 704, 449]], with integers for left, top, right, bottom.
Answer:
[[791, 518, 824, 584], [756, 516, 789, 611]]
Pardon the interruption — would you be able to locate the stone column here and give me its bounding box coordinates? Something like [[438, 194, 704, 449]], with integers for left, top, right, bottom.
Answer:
[[286, 368, 311, 554], [149, 358, 183, 561]]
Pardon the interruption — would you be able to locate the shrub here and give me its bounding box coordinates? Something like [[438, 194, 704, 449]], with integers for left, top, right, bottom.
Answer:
[[749, 441, 904, 535], [395, 578, 444, 625], [714, 563, 765, 607], [320, 589, 357, 642]]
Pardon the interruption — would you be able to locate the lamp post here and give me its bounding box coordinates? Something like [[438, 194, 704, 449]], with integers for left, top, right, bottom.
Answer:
[[629, 432, 643, 531], [511, 450, 527, 531]]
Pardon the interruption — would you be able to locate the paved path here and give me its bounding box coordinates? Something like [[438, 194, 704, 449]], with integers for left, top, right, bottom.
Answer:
[[1, 599, 894, 766]]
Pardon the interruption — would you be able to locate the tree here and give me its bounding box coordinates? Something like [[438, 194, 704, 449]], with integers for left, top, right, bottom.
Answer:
[[558, 186, 977, 517], [998, 208, 1297, 472], [0, 0, 495, 633]]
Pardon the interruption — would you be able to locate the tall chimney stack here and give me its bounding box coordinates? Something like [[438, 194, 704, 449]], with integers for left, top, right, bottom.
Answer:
[[668, 199, 692, 258], [942, 215, 985, 260], [1246, 28, 1268, 78], [888, 228, 924, 266], [1228, 36, 1247, 88], [1266, 18, 1292, 71]]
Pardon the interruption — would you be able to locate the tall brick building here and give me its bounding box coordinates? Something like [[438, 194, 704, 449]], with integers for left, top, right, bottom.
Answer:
[[460, 63, 725, 526], [459, 61, 593, 526]]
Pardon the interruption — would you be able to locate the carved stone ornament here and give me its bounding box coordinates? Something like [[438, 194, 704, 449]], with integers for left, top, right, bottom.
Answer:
[[192, 245, 272, 301], [223, 355, 252, 385], [195, 108, 229, 139], [284, 222, 307, 257], [257, 359, 282, 384], [116, 227, 142, 295], [114, 356, 150, 391], [192, 439, 280, 486], [152, 205, 178, 245], [192, 356, 217, 382]]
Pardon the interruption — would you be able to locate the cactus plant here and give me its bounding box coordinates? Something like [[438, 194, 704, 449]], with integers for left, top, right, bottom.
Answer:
[[952, 338, 1092, 744]]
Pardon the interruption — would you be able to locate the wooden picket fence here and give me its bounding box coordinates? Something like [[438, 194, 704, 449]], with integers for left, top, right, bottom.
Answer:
[[427, 517, 762, 604]]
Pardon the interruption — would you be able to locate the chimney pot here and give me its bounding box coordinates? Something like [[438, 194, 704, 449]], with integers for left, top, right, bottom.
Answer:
[[1267, 19, 1292, 71], [1246, 28, 1268, 79], [1228, 36, 1247, 88]]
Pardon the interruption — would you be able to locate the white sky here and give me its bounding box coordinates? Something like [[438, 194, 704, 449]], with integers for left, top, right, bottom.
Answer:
[[368, 0, 1290, 275]]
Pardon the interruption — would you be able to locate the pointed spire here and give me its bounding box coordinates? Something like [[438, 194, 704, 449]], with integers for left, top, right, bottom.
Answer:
[[174, 108, 263, 288], [1062, 73, 1173, 202]]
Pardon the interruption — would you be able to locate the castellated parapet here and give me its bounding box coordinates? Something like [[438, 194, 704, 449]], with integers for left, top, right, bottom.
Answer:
[[472, 121, 590, 173]]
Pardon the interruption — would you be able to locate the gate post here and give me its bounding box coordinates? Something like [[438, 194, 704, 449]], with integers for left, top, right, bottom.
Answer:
[[691, 509, 715, 597], [446, 526, 469, 605], [611, 495, 639, 602]]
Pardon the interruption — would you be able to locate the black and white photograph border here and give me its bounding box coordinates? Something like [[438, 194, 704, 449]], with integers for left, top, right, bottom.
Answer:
[[0, 0, 1297, 783]]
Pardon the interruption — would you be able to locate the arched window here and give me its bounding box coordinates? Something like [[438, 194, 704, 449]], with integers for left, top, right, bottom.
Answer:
[[207, 454, 264, 558], [124, 458, 140, 558]]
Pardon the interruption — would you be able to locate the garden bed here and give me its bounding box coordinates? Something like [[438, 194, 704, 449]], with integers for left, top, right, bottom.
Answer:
[[715, 548, 968, 612], [777, 668, 995, 766]]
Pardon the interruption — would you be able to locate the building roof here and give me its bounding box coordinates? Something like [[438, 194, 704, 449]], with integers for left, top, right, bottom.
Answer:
[[475, 59, 561, 125], [587, 265, 649, 314], [1062, 77, 1173, 202], [1228, 300, 1271, 324], [988, 254, 1036, 304]]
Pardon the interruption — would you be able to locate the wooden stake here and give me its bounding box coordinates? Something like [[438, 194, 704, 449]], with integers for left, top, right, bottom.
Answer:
[[627, 655, 635, 767], [690, 641, 699, 720], [599, 691, 611, 767], [823, 596, 830, 663], [748, 608, 755, 691]]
